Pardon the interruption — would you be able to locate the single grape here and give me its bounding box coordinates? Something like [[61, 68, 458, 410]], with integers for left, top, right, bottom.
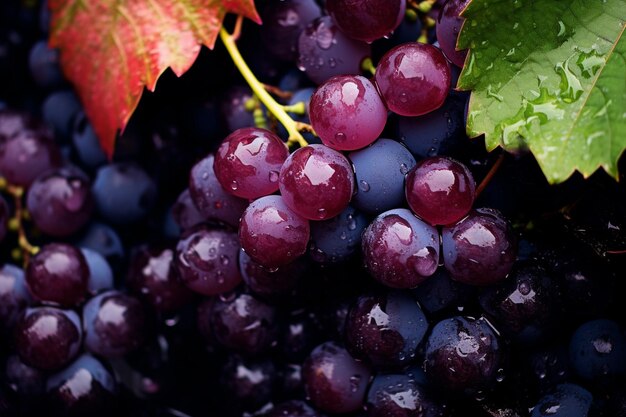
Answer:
[[74, 222, 124, 262], [42, 90, 81, 142], [0, 129, 61, 187], [297, 16, 371, 85], [26, 243, 89, 307], [28, 40, 64, 89], [82, 290, 147, 357], [280, 310, 322, 361], [46, 354, 117, 416], [530, 384, 592, 417], [239, 249, 308, 302], [239, 195, 310, 268], [375, 43, 451, 116], [260, 0, 322, 62], [26, 166, 94, 238], [171, 188, 206, 232], [92, 162, 157, 225], [349, 138, 416, 214], [412, 268, 473, 316], [80, 247, 114, 295], [189, 154, 249, 228], [127, 245, 194, 313], [0, 110, 39, 140], [303, 341, 372, 414], [0, 264, 32, 332], [366, 372, 448, 417], [210, 292, 278, 354], [345, 291, 428, 370], [72, 112, 107, 169], [436, 0, 471, 67], [220, 85, 257, 132], [309, 205, 368, 264], [405, 156, 476, 226], [569, 319, 626, 380], [442, 208, 517, 286], [214, 127, 289, 199], [362, 208, 440, 288], [5, 355, 45, 397], [220, 355, 276, 410], [309, 75, 387, 151], [14, 307, 82, 371], [279, 144, 355, 220], [175, 225, 242, 296], [424, 316, 502, 394], [327, 0, 406, 42]]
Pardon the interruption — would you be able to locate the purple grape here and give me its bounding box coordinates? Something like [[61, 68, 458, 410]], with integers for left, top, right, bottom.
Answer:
[[82, 290, 147, 358], [349, 138, 417, 214], [309, 205, 368, 264], [279, 144, 355, 220], [362, 209, 440, 288], [210, 292, 278, 354], [26, 166, 94, 238], [14, 307, 82, 370], [442, 208, 517, 286], [0, 195, 8, 243], [569, 319, 626, 380], [280, 310, 322, 361], [175, 225, 243, 296], [0, 264, 32, 332], [220, 86, 256, 132], [171, 188, 206, 232], [530, 384, 592, 417], [297, 16, 371, 84], [375, 43, 451, 116], [239, 249, 308, 302], [303, 341, 371, 414], [424, 316, 502, 394], [345, 291, 428, 370], [309, 75, 387, 151], [5, 354, 45, 397], [266, 400, 325, 417], [366, 372, 448, 417], [261, 0, 322, 62], [189, 154, 249, 228], [80, 248, 114, 295], [405, 156, 476, 226], [127, 245, 194, 313], [0, 129, 61, 187], [26, 243, 89, 307], [214, 127, 289, 199], [220, 355, 276, 410], [239, 195, 310, 268], [46, 354, 117, 416], [436, 0, 471, 67], [327, 0, 406, 42], [0, 110, 39, 140]]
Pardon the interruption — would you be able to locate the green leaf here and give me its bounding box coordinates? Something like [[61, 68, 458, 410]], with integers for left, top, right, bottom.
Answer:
[[457, 0, 626, 183]]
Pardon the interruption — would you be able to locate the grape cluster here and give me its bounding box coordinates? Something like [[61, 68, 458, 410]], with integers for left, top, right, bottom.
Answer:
[[1, 0, 626, 417]]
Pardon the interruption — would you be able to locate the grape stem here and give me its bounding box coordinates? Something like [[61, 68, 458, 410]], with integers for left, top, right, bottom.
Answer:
[[475, 152, 506, 197], [1, 181, 39, 262], [219, 26, 309, 148]]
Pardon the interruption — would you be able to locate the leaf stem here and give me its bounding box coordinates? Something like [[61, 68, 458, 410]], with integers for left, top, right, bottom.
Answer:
[[361, 57, 376, 76], [476, 152, 506, 197], [219, 27, 308, 148]]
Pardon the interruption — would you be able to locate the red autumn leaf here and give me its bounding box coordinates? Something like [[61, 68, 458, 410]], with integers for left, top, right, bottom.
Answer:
[[48, 0, 261, 157]]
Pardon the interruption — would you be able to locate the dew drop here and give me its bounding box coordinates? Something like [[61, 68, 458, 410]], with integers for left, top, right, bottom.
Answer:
[[269, 170, 279, 183], [359, 180, 370, 192], [230, 180, 239, 191], [335, 132, 347, 142]]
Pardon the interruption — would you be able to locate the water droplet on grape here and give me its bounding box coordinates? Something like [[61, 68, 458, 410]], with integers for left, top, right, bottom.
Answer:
[[335, 132, 346, 142], [230, 180, 238, 191], [317, 208, 327, 219], [268, 170, 279, 183], [359, 180, 370, 192]]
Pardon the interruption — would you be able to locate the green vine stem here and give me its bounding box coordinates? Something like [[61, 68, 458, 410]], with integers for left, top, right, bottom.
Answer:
[[219, 27, 309, 148], [0, 179, 39, 263]]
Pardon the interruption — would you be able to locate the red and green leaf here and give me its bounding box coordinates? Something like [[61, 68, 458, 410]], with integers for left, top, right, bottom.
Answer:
[[48, 0, 261, 156]]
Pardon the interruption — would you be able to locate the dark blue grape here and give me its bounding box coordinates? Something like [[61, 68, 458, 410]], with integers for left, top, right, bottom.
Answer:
[[569, 319, 626, 380], [349, 139, 417, 215], [71, 112, 107, 169], [0, 264, 32, 332], [92, 163, 157, 225], [28, 40, 64, 89], [530, 384, 592, 417], [412, 268, 473, 316], [46, 354, 117, 416], [5, 354, 45, 397], [366, 373, 448, 417], [309, 205, 368, 264], [345, 291, 428, 370], [82, 290, 147, 358], [42, 90, 81, 142], [74, 222, 124, 261], [80, 248, 113, 295], [220, 86, 256, 132], [303, 341, 372, 414], [424, 316, 502, 394], [171, 188, 206, 232]]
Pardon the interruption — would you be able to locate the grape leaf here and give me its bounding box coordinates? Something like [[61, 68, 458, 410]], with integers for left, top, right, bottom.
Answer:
[[457, 0, 626, 183], [48, 0, 261, 157]]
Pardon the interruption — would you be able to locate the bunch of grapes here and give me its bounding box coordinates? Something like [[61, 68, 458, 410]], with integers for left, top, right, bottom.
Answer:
[[1, 1, 625, 417]]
